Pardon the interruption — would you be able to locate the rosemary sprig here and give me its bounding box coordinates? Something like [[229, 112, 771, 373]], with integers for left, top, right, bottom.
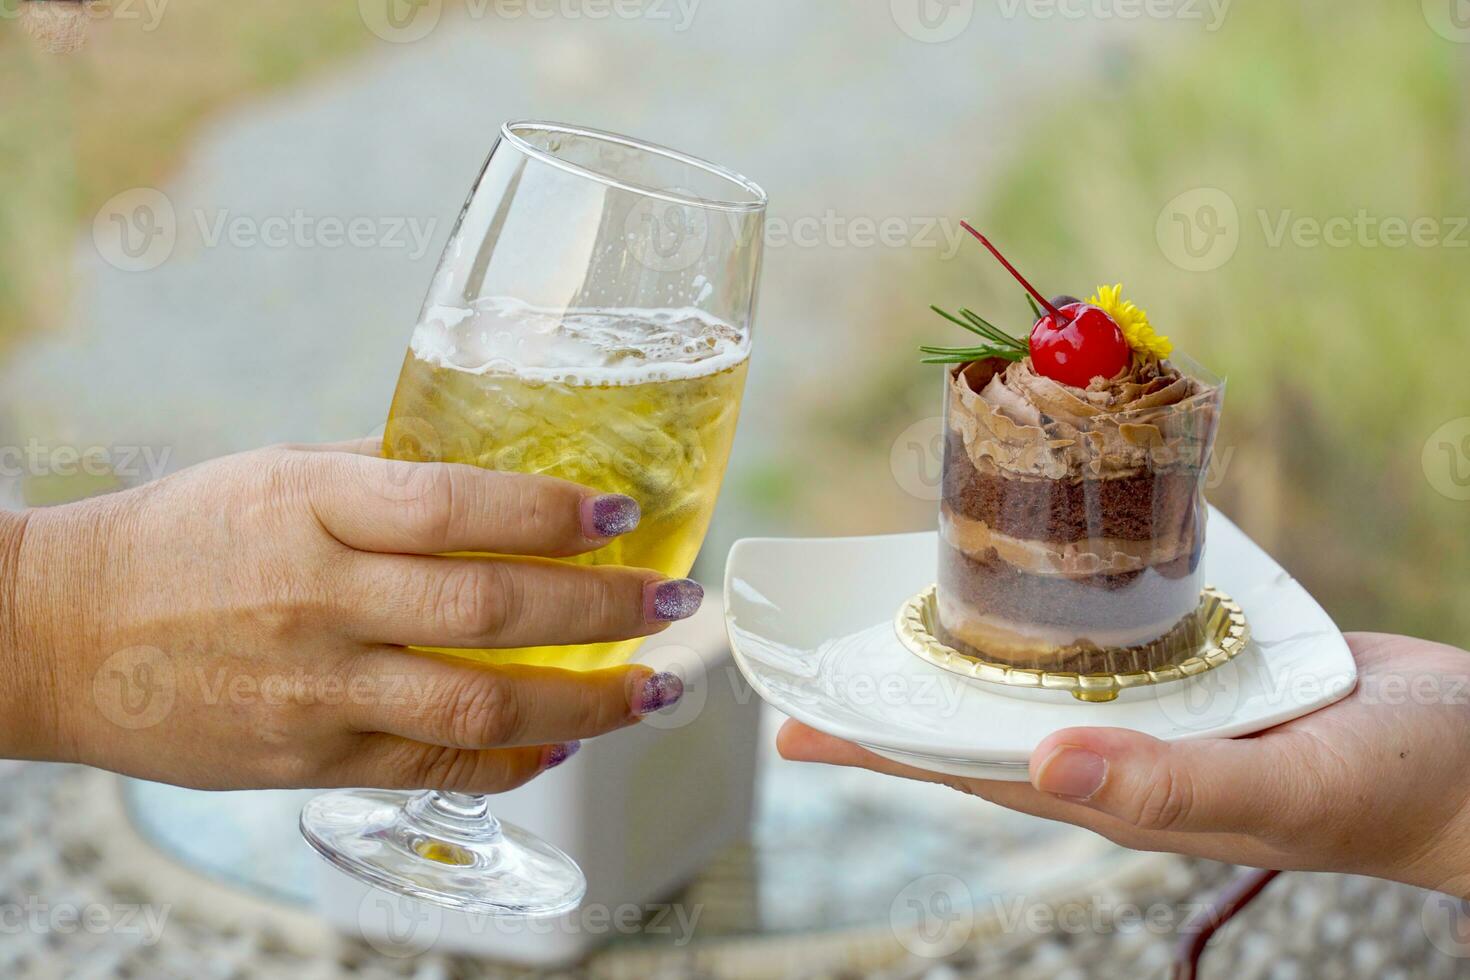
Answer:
[[921, 303, 1030, 365], [959, 309, 1027, 352], [919, 348, 1027, 364], [918, 343, 1016, 356], [921, 354, 996, 364], [1024, 293, 1042, 319], [928, 305, 981, 335], [929, 305, 1027, 350]]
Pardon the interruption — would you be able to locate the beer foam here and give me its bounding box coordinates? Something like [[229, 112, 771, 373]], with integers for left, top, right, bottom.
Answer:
[[409, 297, 750, 385]]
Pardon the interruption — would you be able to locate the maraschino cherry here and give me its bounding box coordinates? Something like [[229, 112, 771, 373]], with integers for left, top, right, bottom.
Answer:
[[959, 223, 1130, 387], [1028, 302, 1131, 388]]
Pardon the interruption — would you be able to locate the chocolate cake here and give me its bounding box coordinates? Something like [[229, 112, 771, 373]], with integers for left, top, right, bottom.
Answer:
[[920, 225, 1224, 672], [936, 356, 1221, 671]]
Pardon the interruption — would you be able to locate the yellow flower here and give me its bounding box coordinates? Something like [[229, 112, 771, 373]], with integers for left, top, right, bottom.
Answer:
[[1087, 283, 1172, 359]]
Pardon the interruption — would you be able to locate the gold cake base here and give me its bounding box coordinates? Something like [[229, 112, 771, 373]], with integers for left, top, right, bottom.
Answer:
[[895, 585, 1249, 703]]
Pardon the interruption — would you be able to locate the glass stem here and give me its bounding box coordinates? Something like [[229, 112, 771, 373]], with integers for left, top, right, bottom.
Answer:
[[405, 791, 503, 843]]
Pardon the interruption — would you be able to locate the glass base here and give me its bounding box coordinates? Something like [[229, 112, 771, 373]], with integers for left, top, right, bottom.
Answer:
[[300, 789, 586, 917]]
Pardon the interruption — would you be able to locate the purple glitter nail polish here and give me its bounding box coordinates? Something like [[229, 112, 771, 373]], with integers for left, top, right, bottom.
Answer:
[[583, 494, 641, 540], [645, 579, 704, 622], [545, 741, 581, 770], [635, 672, 685, 715]]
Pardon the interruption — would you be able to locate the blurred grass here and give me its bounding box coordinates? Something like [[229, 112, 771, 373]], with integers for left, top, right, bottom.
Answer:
[[0, 2, 372, 353], [816, 4, 1470, 642]]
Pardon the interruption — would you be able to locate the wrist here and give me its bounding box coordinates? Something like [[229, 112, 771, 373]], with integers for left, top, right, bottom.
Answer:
[[1403, 814, 1470, 898], [4, 495, 149, 766]]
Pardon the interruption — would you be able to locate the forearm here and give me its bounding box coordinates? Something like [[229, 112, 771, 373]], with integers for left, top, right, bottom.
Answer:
[[0, 508, 63, 760]]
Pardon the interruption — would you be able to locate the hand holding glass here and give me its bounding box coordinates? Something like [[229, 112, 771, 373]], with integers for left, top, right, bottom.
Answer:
[[300, 122, 766, 915]]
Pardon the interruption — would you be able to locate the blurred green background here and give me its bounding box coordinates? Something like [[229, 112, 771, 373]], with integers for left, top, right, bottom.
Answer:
[[830, 2, 1470, 644], [2, 0, 1467, 646]]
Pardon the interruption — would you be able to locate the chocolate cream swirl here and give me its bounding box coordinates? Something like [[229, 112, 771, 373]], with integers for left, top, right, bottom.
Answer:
[[947, 356, 1220, 481]]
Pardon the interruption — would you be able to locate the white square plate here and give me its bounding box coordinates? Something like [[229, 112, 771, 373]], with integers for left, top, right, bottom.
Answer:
[[723, 507, 1357, 780]]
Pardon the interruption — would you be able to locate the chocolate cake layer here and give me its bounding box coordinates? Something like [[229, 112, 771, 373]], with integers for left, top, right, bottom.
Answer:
[[942, 429, 1200, 543], [938, 541, 1201, 632]]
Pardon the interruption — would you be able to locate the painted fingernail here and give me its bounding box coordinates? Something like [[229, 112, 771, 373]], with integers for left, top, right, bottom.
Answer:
[[582, 494, 640, 540], [544, 741, 581, 770], [1035, 747, 1107, 800], [644, 578, 703, 623], [633, 672, 684, 715]]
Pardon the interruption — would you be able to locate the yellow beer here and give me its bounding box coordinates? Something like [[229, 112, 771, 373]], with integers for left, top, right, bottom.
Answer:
[[383, 301, 748, 670]]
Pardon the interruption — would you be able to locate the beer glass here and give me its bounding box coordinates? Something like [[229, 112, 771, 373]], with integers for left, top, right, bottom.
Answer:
[[299, 122, 766, 915]]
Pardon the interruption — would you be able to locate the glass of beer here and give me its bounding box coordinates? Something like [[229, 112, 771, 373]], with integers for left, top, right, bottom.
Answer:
[[299, 122, 766, 916]]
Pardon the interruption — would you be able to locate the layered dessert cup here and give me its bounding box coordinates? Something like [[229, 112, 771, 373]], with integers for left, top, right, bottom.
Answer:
[[922, 226, 1223, 674], [938, 354, 1222, 672]]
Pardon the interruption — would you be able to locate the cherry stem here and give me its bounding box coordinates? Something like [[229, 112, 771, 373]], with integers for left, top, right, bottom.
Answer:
[[960, 222, 1067, 322]]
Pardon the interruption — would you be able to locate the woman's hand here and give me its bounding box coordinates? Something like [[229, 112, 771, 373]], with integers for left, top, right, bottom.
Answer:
[[0, 442, 698, 792], [779, 632, 1470, 894]]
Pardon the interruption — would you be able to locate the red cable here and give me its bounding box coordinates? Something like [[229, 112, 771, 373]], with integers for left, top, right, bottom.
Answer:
[[1171, 868, 1282, 980]]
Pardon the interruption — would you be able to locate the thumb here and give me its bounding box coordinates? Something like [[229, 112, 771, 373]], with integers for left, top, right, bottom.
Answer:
[[1029, 727, 1322, 837]]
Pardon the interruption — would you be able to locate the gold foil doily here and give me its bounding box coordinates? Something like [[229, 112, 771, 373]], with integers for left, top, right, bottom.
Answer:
[[895, 585, 1250, 703]]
